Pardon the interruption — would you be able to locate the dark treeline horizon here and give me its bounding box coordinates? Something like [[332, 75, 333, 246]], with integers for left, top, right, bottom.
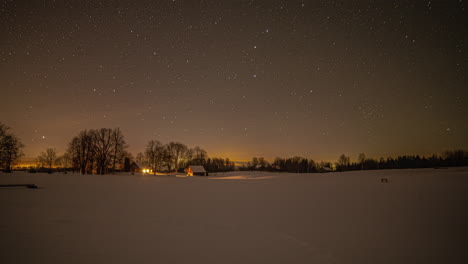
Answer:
[[240, 150, 468, 173], [2, 122, 468, 174]]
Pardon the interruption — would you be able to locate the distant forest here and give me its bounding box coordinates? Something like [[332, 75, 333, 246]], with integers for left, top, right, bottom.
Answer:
[[1, 122, 467, 174], [239, 151, 468, 173]]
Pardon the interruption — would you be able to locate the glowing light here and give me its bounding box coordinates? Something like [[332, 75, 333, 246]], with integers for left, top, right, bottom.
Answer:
[[142, 169, 153, 174]]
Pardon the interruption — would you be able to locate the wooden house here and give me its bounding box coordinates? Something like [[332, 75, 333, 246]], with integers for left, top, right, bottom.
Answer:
[[186, 165, 208, 176], [129, 162, 143, 173]]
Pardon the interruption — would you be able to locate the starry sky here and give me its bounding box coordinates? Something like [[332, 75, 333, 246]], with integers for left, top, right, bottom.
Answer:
[[1, 0, 467, 162]]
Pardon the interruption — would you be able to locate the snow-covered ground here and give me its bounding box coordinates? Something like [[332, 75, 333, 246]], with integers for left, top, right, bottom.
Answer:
[[1, 168, 467, 263]]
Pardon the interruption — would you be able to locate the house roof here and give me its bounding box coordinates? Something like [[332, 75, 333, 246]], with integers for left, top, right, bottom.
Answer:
[[130, 161, 143, 168], [189, 165, 206, 173]]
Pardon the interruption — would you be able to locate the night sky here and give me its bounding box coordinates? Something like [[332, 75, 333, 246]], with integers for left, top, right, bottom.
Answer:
[[1, 0, 466, 162]]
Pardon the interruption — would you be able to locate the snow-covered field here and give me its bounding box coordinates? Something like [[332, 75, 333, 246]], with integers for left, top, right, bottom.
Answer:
[[1, 168, 467, 263]]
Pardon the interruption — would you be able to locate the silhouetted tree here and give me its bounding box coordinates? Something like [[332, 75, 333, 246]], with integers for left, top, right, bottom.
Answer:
[[92, 128, 114, 175], [56, 153, 72, 172], [162, 148, 173, 172], [444, 150, 467, 167], [337, 154, 350, 171], [0, 123, 24, 172], [110, 128, 128, 174], [165, 142, 189, 172], [202, 157, 234, 172], [67, 130, 95, 174], [307, 159, 317, 173], [258, 157, 268, 168], [358, 153, 366, 170], [251, 157, 259, 169], [269, 156, 315, 173], [189, 146, 207, 165], [144, 140, 165, 174], [37, 148, 57, 173]]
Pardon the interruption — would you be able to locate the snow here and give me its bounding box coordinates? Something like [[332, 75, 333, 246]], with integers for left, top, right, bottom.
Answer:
[[1, 168, 467, 263], [188, 165, 206, 173]]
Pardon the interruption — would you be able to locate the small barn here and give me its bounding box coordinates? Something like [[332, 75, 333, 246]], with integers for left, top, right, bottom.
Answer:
[[186, 165, 208, 176], [129, 162, 143, 173], [318, 166, 333, 173]]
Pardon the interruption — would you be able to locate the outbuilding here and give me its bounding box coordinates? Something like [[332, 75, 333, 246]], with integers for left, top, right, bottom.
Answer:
[[129, 162, 143, 173], [186, 165, 208, 176]]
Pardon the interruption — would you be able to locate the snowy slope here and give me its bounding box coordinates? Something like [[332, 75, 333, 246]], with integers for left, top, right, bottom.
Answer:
[[1, 168, 467, 263]]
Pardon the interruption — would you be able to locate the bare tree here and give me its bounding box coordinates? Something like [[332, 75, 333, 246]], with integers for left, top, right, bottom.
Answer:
[[258, 157, 267, 167], [37, 148, 57, 173], [165, 142, 189, 172], [162, 148, 173, 172], [0, 123, 24, 172], [110, 128, 128, 174], [144, 140, 165, 174], [358, 153, 366, 170], [67, 128, 128, 175], [251, 157, 259, 168], [56, 153, 72, 173], [67, 130, 95, 174], [337, 154, 350, 171], [135, 152, 147, 166], [178, 148, 193, 170], [190, 146, 207, 165], [0, 122, 7, 139], [92, 128, 114, 175], [1, 134, 24, 172], [0, 123, 8, 170]]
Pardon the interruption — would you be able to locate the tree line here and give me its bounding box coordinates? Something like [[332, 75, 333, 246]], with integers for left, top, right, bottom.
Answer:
[[2, 122, 468, 174], [240, 150, 468, 173], [0, 123, 232, 174], [31, 129, 233, 174], [334, 151, 468, 172], [30, 128, 129, 174], [239, 156, 330, 173]]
